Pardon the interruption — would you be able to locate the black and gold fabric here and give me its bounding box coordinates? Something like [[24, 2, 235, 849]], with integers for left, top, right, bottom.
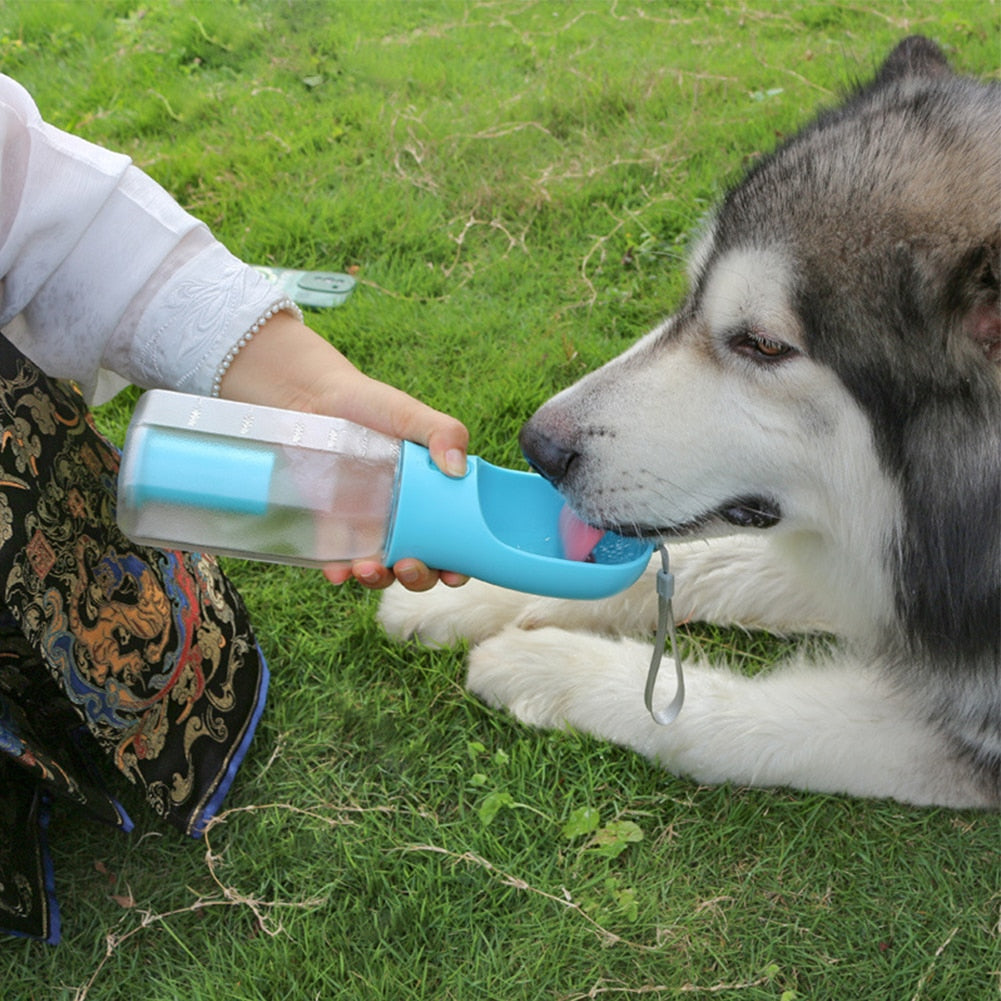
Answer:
[[0, 333, 268, 943]]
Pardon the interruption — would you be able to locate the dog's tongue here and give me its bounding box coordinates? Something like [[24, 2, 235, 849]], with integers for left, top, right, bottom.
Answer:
[[558, 504, 605, 562]]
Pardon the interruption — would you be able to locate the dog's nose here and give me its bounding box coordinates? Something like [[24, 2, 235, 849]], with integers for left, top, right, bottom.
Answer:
[[519, 420, 577, 485]]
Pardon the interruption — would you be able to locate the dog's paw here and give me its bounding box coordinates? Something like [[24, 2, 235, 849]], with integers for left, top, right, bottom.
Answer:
[[466, 625, 650, 731], [466, 627, 567, 727], [377, 578, 538, 647]]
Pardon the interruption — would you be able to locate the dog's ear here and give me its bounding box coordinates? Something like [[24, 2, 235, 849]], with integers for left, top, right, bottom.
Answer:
[[947, 240, 1001, 364], [874, 36, 952, 85]]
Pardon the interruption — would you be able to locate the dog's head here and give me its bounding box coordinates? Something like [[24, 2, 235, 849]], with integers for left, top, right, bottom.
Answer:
[[522, 36, 1000, 655], [524, 39, 999, 528]]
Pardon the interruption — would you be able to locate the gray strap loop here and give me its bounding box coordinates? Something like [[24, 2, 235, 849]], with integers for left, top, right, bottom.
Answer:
[[644, 545, 685, 725]]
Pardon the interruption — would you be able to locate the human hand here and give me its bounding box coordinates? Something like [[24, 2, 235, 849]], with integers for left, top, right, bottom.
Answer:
[[308, 355, 470, 591], [219, 310, 470, 590], [322, 558, 468, 591], [320, 377, 470, 590]]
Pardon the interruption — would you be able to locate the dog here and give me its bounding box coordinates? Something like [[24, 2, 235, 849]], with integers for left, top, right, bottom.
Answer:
[[379, 37, 1000, 809]]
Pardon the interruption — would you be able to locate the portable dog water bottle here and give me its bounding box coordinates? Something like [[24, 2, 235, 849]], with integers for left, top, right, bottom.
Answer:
[[117, 391, 652, 599]]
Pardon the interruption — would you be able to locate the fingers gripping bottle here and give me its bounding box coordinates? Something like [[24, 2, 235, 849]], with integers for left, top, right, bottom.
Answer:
[[117, 391, 652, 600]]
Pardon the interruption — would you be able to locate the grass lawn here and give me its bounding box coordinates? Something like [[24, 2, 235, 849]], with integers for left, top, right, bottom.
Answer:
[[1, 2, 999, 998]]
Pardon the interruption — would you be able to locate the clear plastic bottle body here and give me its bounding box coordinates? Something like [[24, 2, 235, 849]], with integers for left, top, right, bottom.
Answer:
[[117, 392, 402, 568], [118, 391, 655, 600]]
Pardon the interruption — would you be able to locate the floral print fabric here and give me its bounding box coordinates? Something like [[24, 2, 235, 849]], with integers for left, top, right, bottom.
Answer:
[[0, 333, 268, 942]]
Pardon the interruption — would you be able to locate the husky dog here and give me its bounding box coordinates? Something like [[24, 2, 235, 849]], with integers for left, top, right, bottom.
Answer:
[[380, 37, 1000, 809]]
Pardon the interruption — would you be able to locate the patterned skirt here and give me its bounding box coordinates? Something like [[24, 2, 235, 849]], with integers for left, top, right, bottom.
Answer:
[[0, 333, 268, 943]]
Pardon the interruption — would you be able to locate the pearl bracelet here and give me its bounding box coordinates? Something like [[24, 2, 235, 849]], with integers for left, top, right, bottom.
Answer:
[[210, 296, 304, 397]]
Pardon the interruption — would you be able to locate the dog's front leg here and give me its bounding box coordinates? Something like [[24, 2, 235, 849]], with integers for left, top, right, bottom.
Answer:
[[502, 533, 845, 636], [664, 534, 841, 634], [379, 531, 841, 648], [378, 555, 665, 647], [466, 626, 996, 809], [377, 576, 539, 646]]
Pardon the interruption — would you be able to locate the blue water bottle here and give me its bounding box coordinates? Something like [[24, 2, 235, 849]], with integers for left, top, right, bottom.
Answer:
[[117, 391, 652, 599]]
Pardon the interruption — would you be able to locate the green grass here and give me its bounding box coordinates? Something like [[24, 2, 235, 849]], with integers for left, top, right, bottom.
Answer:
[[2, 1, 1000, 998]]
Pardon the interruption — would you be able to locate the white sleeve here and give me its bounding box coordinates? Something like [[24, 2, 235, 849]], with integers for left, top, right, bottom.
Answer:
[[0, 75, 291, 403]]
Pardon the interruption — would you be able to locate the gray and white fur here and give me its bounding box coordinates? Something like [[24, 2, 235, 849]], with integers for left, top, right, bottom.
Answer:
[[380, 37, 1001, 809]]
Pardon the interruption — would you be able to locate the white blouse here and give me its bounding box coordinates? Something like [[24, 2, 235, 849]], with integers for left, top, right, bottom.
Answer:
[[0, 75, 291, 403]]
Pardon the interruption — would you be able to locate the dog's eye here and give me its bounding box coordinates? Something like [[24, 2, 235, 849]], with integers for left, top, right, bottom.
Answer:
[[753, 337, 790, 357], [732, 331, 795, 361]]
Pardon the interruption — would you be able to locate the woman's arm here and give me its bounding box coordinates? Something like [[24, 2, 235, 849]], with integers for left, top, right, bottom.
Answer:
[[0, 75, 469, 590], [0, 74, 291, 404]]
